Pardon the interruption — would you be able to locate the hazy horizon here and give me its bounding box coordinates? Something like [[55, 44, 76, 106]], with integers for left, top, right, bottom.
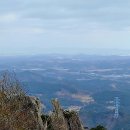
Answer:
[[1, 48, 130, 56]]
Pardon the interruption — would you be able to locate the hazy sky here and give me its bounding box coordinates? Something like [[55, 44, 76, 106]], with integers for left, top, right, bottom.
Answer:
[[0, 0, 130, 55]]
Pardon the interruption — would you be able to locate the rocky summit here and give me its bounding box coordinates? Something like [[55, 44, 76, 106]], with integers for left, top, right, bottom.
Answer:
[[0, 73, 85, 130]]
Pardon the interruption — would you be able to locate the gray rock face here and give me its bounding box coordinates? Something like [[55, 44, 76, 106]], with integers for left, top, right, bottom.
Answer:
[[0, 95, 85, 130], [64, 110, 85, 130], [24, 98, 85, 130], [0, 95, 44, 130], [28, 96, 44, 130], [0, 73, 85, 130], [50, 99, 68, 130], [46, 99, 85, 130]]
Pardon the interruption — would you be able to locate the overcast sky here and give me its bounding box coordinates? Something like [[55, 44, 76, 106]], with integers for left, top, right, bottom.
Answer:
[[0, 0, 130, 55]]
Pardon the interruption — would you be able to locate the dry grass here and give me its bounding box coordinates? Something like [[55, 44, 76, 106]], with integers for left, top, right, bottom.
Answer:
[[0, 72, 38, 130]]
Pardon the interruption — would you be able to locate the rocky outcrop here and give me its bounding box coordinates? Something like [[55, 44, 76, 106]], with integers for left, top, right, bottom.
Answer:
[[26, 96, 44, 130], [64, 110, 85, 130], [50, 99, 69, 130], [42, 99, 85, 130], [0, 73, 105, 130], [0, 87, 85, 130], [0, 93, 44, 130], [0, 92, 85, 130], [0, 72, 45, 130]]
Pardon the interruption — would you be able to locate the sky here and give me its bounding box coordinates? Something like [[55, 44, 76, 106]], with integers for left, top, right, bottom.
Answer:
[[0, 0, 130, 55]]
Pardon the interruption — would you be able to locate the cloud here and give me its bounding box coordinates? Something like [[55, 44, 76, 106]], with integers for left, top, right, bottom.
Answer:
[[0, 0, 130, 55], [0, 27, 45, 34], [0, 13, 18, 22]]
